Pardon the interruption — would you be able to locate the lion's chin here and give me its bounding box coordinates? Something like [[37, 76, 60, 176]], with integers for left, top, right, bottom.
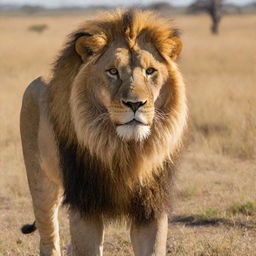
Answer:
[[116, 123, 151, 142]]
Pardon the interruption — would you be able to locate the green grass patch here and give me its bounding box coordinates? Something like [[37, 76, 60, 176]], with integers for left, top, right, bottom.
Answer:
[[202, 209, 220, 218], [227, 201, 256, 216]]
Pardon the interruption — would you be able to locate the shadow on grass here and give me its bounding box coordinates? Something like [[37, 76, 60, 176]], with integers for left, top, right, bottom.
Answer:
[[170, 215, 256, 230]]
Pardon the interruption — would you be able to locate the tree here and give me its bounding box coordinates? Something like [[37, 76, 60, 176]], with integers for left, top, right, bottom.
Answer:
[[189, 0, 224, 34]]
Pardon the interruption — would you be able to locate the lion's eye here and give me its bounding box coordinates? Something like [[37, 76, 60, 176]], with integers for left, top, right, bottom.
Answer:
[[146, 67, 157, 75], [106, 68, 119, 76]]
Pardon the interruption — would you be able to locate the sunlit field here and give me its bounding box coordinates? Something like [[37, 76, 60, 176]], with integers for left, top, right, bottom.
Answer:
[[0, 12, 255, 256]]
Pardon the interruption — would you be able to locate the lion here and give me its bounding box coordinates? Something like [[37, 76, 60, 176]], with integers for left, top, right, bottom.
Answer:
[[20, 9, 187, 256]]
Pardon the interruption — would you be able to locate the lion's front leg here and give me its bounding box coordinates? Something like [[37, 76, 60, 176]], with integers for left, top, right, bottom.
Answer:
[[130, 212, 168, 256], [69, 211, 104, 256]]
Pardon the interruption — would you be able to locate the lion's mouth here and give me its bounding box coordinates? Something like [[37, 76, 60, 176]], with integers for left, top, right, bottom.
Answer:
[[115, 118, 151, 141], [117, 119, 148, 126]]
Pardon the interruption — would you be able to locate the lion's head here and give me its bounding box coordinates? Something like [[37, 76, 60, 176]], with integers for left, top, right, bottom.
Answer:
[[49, 9, 187, 182]]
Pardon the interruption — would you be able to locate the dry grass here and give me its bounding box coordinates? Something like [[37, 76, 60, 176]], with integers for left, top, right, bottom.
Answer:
[[180, 15, 256, 159], [0, 13, 255, 255]]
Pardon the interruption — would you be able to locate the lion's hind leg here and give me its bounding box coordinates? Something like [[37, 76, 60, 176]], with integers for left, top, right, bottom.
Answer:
[[32, 174, 62, 256], [20, 78, 63, 256], [24, 168, 62, 256]]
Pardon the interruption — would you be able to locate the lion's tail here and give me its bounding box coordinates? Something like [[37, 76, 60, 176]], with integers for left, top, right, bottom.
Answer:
[[21, 221, 37, 234]]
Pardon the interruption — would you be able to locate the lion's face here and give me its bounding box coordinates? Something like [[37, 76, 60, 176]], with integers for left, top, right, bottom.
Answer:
[[78, 41, 169, 142], [70, 10, 183, 145]]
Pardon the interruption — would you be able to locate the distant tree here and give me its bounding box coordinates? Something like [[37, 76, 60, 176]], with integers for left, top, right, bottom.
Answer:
[[147, 2, 173, 11], [189, 0, 224, 34]]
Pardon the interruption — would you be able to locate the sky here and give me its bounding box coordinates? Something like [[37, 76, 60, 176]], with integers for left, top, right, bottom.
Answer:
[[0, 0, 253, 8]]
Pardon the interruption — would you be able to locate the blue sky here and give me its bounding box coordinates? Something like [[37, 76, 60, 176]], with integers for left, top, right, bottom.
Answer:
[[0, 0, 253, 7]]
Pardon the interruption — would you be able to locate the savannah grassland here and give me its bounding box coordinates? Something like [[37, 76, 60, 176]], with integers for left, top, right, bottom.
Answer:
[[0, 12, 255, 256]]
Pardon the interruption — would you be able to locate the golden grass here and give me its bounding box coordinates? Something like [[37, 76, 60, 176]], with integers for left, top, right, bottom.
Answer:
[[0, 13, 255, 255], [179, 15, 256, 159]]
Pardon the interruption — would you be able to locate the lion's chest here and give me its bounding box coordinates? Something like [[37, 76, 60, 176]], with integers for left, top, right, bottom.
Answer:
[[58, 141, 172, 222]]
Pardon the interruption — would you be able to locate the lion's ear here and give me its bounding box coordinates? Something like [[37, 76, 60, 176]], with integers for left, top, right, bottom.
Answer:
[[75, 32, 107, 62], [169, 36, 182, 61], [155, 31, 183, 61], [164, 36, 182, 61]]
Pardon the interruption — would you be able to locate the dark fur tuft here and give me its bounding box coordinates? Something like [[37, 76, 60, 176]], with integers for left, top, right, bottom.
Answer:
[[56, 137, 175, 224], [21, 221, 37, 234]]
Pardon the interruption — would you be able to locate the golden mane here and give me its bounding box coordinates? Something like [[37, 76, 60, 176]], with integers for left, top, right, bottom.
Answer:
[[48, 9, 187, 188]]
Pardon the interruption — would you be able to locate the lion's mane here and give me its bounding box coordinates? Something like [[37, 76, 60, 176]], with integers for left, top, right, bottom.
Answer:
[[48, 9, 187, 223]]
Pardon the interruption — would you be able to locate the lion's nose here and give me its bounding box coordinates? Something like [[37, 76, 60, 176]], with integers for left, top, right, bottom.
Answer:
[[122, 100, 147, 112]]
